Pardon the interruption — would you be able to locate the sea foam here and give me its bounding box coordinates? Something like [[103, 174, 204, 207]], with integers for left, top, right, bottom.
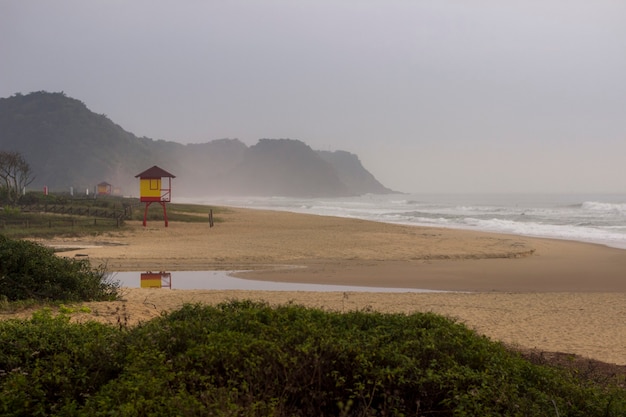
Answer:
[[176, 193, 626, 249]]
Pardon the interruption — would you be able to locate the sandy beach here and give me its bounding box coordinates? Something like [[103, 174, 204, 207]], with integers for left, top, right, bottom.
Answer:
[[23, 207, 626, 365]]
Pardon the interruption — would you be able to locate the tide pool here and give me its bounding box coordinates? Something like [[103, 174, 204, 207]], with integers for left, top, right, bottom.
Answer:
[[109, 270, 443, 293]]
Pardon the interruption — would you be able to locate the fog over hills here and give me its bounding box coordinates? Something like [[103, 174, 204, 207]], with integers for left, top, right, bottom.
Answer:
[[0, 91, 394, 197]]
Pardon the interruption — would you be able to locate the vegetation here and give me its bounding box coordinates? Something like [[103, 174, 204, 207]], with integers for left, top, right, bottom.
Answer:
[[1, 192, 129, 238], [0, 151, 35, 205], [131, 201, 228, 224], [0, 234, 119, 302], [0, 301, 624, 416], [0, 192, 222, 238]]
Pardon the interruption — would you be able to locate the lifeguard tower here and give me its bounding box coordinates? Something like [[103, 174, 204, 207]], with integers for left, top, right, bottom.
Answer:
[[135, 165, 176, 227], [97, 181, 112, 195]]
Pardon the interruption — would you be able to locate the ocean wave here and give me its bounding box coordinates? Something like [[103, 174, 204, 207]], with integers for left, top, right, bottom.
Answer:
[[176, 194, 626, 249], [459, 217, 626, 248], [581, 201, 626, 214]]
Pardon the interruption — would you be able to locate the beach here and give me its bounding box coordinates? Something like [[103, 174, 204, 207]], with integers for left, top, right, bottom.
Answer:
[[27, 207, 626, 365]]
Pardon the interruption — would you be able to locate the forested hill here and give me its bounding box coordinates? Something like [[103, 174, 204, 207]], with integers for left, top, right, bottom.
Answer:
[[0, 91, 394, 197]]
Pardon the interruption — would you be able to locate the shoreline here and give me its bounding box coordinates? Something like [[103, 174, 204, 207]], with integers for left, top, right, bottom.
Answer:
[[43, 206, 626, 293], [182, 193, 626, 252], [25, 206, 626, 365]]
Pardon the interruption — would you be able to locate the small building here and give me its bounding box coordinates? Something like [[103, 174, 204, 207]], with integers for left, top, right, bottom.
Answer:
[[97, 181, 112, 195]]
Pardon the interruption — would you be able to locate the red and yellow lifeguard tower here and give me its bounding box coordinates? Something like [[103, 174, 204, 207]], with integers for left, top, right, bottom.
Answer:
[[135, 165, 176, 227], [97, 181, 112, 195]]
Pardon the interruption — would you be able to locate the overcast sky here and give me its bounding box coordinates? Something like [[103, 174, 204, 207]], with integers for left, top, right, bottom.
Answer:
[[2, 1, 625, 194]]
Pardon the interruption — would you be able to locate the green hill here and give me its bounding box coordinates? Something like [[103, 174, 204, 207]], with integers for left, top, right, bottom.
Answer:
[[0, 91, 394, 197]]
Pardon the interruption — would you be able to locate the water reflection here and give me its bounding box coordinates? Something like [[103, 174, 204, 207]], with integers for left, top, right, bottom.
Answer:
[[109, 271, 443, 293], [140, 272, 172, 288]]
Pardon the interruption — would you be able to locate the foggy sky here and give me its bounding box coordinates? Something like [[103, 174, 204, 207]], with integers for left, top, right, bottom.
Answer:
[[2, 1, 625, 194]]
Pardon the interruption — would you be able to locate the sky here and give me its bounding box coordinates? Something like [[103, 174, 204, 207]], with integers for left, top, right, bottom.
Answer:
[[2, 0, 626, 194]]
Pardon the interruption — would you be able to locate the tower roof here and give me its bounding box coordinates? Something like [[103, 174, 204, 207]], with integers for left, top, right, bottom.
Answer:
[[135, 165, 176, 179]]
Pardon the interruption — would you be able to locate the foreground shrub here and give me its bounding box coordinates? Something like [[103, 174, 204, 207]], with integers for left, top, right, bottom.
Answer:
[[0, 310, 123, 416], [0, 234, 119, 301], [0, 301, 624, 416]]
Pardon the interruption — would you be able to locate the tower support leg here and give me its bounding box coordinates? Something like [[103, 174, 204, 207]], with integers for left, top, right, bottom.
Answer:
[[143, 202, 151, 227], [142, 201, 169, 227], [161, 201, 168, 227]]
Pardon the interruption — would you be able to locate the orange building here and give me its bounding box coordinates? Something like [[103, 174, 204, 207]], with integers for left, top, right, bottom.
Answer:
[[97, 181, 112, 195]]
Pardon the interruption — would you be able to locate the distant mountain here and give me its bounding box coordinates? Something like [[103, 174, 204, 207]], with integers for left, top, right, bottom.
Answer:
[[219, 139, 352, 197], [318, 150, 392, 195], [0, 91, 395, 197]]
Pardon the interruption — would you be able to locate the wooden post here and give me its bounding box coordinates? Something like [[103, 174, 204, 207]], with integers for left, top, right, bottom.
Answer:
[[161, 201, 168, 227], [143, 202, 150, 227], [209, 209, 214, 228]]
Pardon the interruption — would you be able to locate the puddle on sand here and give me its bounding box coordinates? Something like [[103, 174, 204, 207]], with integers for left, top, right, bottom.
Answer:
[[107, 271, 444, 293]]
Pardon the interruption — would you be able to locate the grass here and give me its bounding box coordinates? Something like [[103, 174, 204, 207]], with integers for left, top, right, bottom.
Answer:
[[130, 201, 230, 224], [0, 195, 227, 238]]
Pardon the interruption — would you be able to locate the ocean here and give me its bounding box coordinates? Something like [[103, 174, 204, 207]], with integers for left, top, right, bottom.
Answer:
[[177, 193, 626, 250]]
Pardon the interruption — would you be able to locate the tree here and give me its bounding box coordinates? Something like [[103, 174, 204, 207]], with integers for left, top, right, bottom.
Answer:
[[0, 151, 35, 205]]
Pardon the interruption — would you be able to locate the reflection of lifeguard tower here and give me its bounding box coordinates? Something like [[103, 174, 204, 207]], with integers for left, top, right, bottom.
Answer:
[[140, 272, 172, 288], [97, 181, 112, 195], [135, 165, 176, 227]]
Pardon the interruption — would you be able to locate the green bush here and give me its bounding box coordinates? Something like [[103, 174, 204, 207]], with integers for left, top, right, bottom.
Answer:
[[1, 301, 623, 416], [0, 234, 119, 301], [17, 191, 68, 206], [0, 310, 124, 416]]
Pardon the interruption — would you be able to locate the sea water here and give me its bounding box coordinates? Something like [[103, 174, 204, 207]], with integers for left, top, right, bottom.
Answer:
[[177, 193, 626, 250]]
